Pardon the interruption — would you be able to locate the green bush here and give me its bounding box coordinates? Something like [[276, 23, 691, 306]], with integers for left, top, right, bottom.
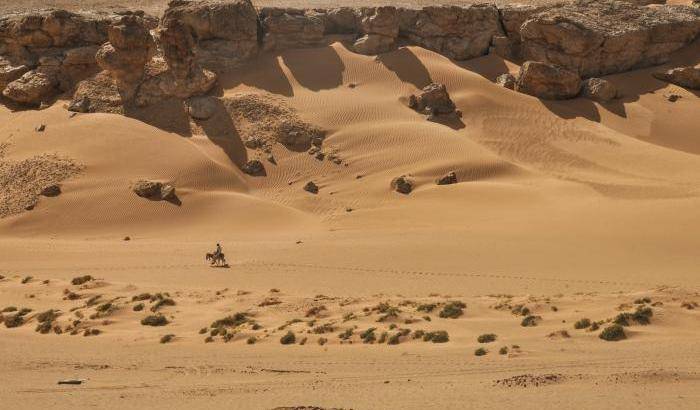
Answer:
[[439, 301, 466, 319], [477, 333, 497, 343], [280, 331, 296, 345], [574, 318, 591, 329], [360, 328, 376, 343], [423, 331, 449, 343], [599, 324, 626, 341]]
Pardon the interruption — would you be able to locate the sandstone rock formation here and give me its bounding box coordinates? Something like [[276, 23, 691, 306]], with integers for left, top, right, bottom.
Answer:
[[353, 7, 399, 55], [260, 8, 326, 51], [581, 78, 618, 102], [2, 68, 59, 105], [392, 175, 414, 195], [437, 172, 458, 186], [515, 61, 582, 100], [399, 5, 503, 60], [408, 83, 457, 116], [241, 159, 265, 176], [653, 66, 700, 89], [520, 0, 700, 77], [493, 4, 549, 60]]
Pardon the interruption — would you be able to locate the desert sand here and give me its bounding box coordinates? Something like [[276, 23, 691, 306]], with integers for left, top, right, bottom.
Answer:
[[1, 1, 700, 409]]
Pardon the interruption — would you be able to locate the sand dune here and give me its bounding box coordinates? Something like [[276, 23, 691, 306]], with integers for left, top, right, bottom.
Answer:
[[1, 7, 700, 408]]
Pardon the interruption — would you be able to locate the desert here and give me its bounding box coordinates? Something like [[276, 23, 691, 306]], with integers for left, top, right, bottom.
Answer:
[[1, 0, 700, 409]]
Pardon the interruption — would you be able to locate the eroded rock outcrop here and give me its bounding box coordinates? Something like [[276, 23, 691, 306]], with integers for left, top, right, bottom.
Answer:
[[399, 5, 503, 60], [515, 61, 582, 100], [653, 66, 700, 89], [353, 7, 399, 55], [260, 8, 326, 51], [520, 0, 700, 77], [132, 180, 176, 201], [408, 83, 457, 116]]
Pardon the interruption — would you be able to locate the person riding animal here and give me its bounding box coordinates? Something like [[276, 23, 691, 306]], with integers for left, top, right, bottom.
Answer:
[[206, 243, 227, 266]]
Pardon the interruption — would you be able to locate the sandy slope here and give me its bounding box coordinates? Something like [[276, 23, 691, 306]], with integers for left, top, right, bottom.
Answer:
[[1, 35, 700, 409]]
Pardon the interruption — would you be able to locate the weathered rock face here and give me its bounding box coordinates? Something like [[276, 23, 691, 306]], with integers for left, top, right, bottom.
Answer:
[[581, 77, 618, 102], [353, 6, 399, 55], [322, 7, 360, 34], [162, 0, 258, 71], [408, 83, 456, 116], [68, 71, 123, 114], [494, 4, 549, 60], [399, 5, 503, 60], [653, 66, 700, 89], [515, 61, 582, 100], [186, 95, 218, 120], [2, 67, 59, 105], [260, 8, 326, 51], [520, 0, 700, 77]]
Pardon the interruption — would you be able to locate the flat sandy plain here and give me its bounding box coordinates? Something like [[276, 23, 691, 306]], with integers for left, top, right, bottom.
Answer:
[[1, 1, 700, 409]]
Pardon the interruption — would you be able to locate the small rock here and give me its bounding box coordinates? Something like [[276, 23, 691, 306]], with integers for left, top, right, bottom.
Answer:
[[392, 175, 413, 195], [241, 159, 265, 176], [409, 83, 456, 116], [40, 185, 61, 197], [436, 171, 458, 185], [123, 236, 131, 241], [303, 181, 319, 194], [315, 152, 325, 161], [582, 78, 618, 102], [35, 124, 46, 132], [666, 93, 681, 102], [653, 66, 700, 90], [495, 73, 516, 90], [515, 61, 581, 100], [186, 96, 218, 120]]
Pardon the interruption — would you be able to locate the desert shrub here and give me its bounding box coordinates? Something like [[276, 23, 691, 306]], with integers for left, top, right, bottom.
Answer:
[[247, 336, 257, 345], [299, 337, 307, 345], [160, 334, 175, 344], [132, 293, 152, 302], [511, 305, 530, 316], [133, 303, 144, 312], [423, 331, 449, 343], [632, 307, 653, 325], [151, 298, 176, 312], [4, 315, 23, 328], [318, 337, 328, 346], [477, 333, 497, 343], [474, 347, 488, 356], [199, 327, 208, 334], [223, 333, 234, 343], [377, 307, 401, 322], [377, 332, 388, 344], [398, 328, 410, 337], [389, 323, 397, 330], [589, 322, 600, 331], [338, 328, 353, 340], [681, 301, 698, 310], [499, 346, 508, 355], [21, 276, 33, 284], [634, 297, 651, 305], [387, 333, 401, 345], [204, 336, 214, 343], [305, 305, 326, 317], [18, 308, 32, 316], [574, 318, 591, 329], [613, 313, 630, 326], [599, 324, 626, 341], [312, 323, 335, 334], [86, 295, 101, 306], [342, 312, 357, 322], [417, 303, 437, 313], [439, 301, 466, 319], [360, 328, 376, 343], [551, 306, 558, 312], [412, 330, 425, 339], [96, 302, 113, 313], [210, 328, 221, 336], [423, 315, 431, 321], [280, 331, 296, 345], [71, 275, 93, 286], [141, 315, 168, 326], [36, 309, 58, 323], [1, 306, 17, 313], [211, 313, 248, 329], [548, 330, 570, 338], [35, 321, 53, 334], [521, 315, 541, 327], [84, 328, 101, 336]]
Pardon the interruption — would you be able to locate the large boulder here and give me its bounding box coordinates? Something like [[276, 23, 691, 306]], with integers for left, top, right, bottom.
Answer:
[[408, 83, 456, 116], [260, 8, 326, 51], [68, 71, 123, 114], [653, 66, 700, 89], [515, 61, 582, 100], [353, 7, 399, 55], [132, 180, 176, 201], [399, 5, 503, 60], [520, 0, 700, 77]]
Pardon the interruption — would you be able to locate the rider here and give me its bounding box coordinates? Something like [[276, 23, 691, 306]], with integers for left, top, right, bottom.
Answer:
[[215, 243, 222, 258]]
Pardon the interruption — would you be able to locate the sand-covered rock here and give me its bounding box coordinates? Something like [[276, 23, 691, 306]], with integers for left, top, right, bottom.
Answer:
[[132, 180, 176, 201], [653, 66, 700, 89], [515, 61, 582, 100], [2, 68, 59, 105], [392, 175, 414, 194], [399, 5, 503, 60], [496, 73, 516, 90], [495, 4, 549, 60], [520, 0, 700, 77]]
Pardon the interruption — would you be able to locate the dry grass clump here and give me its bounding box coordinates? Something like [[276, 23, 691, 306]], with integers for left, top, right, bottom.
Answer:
[[71, 275, 93, 286], [305, 305, 326, 317], [132, 293, 152, 302], [423, 330, 449, 343], [133, 303, 145, 312], [477, 333, 497, 343], [259, 297, 282, 307], [574, 318, 591, 329], [416, 303, 437, 313], [160, 334, 175, 344], [151, 297, 176, 312], [634, 297, 652, 305], [547, 330, 570, 339], [439, 301, 466, 319], [338, 328, 353, 340], [360, 327, 376, 343], [474, 347, 488, 356], [35, 309, 60, 334], [614, 306, 653, 326], [521, 315, 541, 327], [511, 304, 530, 316], [280, 331, 296, 345], [21, 276, 33, 284], [312, 323, 335, 334], [373, 302, 401, 322], [317, 337, 328, 345], [247, 336, 257, 345], [211, 312, 249, 329], [141, 314, 168, 326], [499, 346, 509, 355], [599, 324, 626, 341], [2, 306, 17, 313]]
